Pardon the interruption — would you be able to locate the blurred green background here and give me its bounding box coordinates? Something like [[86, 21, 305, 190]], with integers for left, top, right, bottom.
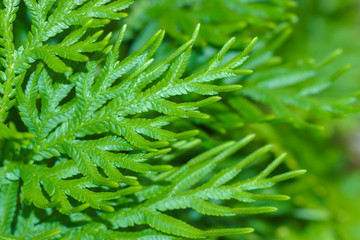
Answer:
[[123, 0, 360, 239], [273, 0, 360, 239]]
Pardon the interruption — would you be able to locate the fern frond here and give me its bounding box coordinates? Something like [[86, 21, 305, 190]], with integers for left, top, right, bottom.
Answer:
[[102, 135, 305, 238], [190, 41, 359, 140], [240, 49, 359, 128], [9, 23, 257, 214], [0, 0, 132, 121], [0, 135, 304, 239], [1, 1, 357, 240]]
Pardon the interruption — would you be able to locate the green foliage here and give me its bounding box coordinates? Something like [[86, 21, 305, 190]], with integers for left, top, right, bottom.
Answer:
[[101, 136, 305, 238], [9, 18, 264, 215], [125, 0, 297, 48], [122, 0, 360, 239], [0, 0, 132, 122], [197, 48, 359, 137], [1, 0, 358, 239], [130, 21, 359, 141], [0, 135, 304, 239], [0, 0, 305, 238]]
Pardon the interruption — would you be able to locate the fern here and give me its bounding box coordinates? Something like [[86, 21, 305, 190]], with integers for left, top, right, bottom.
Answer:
[[0, 135, 305, 239], [4, 18, 261, 214], [101, 135, 305, 239], [1, 0, 345, 239], [198, 55, 358, 138], [177, 28, 359, 146], [1, 0, 272, 216]]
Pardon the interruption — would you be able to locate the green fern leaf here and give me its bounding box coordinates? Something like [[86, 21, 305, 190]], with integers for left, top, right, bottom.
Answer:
[[102, 135, 305, 238]]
